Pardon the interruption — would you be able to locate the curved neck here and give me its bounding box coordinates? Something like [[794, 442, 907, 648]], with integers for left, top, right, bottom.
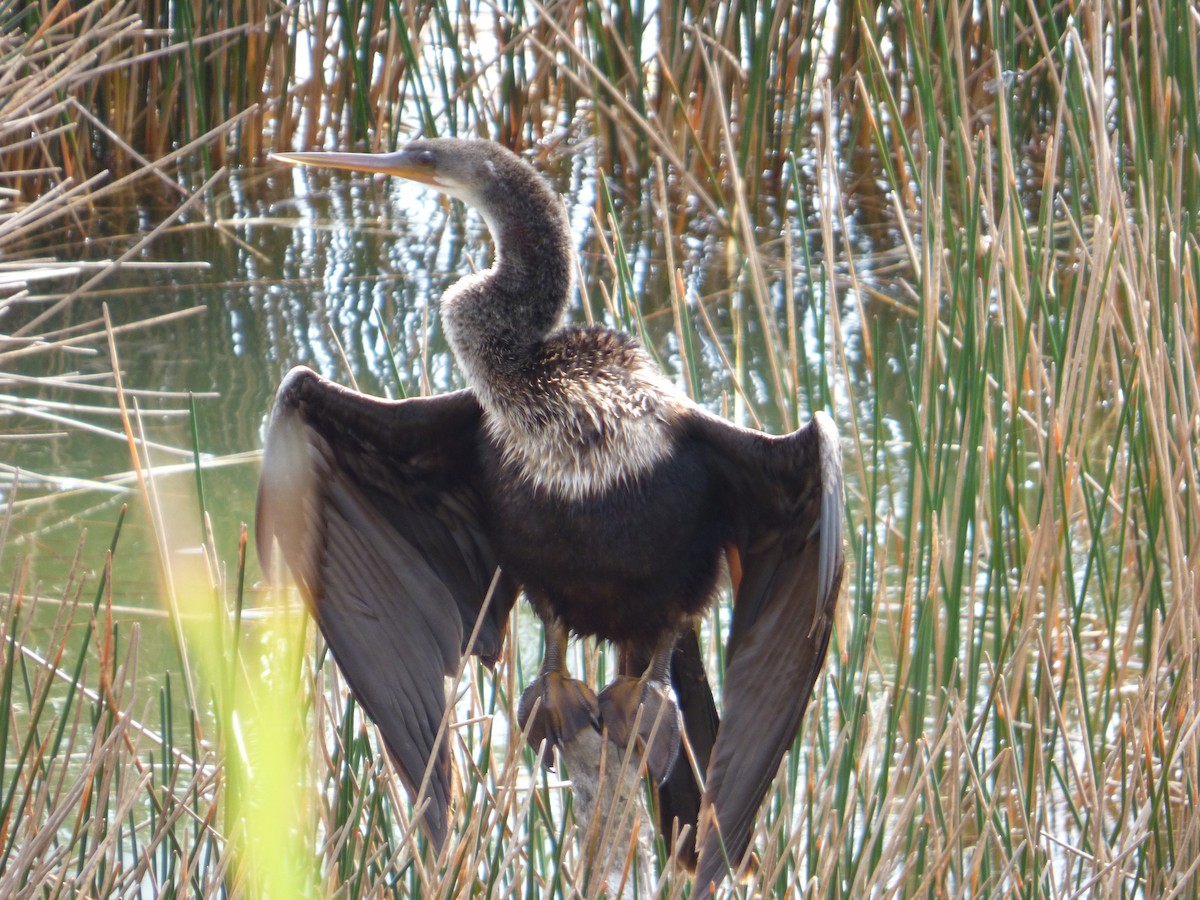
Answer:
[[487, 209, 573, 340], [440, 167, 574, 394]]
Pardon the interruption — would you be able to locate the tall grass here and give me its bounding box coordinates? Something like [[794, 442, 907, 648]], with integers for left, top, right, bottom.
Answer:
[[3, 0, 1199, 896], [811, 1, 1200, 893]]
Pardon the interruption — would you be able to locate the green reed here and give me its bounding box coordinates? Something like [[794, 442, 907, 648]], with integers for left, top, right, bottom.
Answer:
[[3, 0, 1199, 896]]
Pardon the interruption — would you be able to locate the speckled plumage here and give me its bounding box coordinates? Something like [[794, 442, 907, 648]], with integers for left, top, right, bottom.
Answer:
[[481, 327, 688, 499]]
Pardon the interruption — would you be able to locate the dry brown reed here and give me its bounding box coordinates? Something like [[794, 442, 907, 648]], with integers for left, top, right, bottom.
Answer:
[[3, 0, 1199, 896]]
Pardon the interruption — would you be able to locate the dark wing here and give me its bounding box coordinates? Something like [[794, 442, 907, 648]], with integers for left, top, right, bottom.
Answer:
[[255, 366, 519, 848], [685, 408, 844, 893]]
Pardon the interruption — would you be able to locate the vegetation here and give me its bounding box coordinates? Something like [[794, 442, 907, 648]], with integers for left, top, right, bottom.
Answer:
[[2, 0, 1198, 896]]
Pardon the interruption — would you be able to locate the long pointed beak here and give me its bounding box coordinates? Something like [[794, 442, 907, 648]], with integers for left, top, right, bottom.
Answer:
[[270, 150, 437, 185]]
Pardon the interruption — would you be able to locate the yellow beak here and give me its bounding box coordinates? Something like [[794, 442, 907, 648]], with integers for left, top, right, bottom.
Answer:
[[270, 150, 438, 185]]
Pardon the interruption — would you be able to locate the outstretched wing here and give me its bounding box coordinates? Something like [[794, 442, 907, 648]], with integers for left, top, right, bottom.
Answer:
[[255, 366, 519, 848], [686, 408, 844, 893]]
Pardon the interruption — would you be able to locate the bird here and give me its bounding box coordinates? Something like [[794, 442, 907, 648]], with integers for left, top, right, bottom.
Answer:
[[256, 138, 844, 894]]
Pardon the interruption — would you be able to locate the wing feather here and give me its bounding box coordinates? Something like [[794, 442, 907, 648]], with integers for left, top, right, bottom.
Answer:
[[255, 366, 519, 847], [686, 409, 844, 893]]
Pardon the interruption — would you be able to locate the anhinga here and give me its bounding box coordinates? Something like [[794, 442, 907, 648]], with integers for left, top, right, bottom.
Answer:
[[256, 138, 844, 894]]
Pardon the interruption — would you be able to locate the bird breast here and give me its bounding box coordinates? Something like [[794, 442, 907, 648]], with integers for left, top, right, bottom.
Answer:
[[481, 335, 688, 501]]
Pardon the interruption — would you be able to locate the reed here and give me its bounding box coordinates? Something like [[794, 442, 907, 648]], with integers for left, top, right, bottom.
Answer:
[[3, 0, 1199, 896]]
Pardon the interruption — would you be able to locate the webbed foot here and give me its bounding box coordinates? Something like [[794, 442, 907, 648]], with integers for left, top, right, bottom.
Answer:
[[517, 619, 600, 768], [598, 674, 683, 784], [517, 670, 601, 767]]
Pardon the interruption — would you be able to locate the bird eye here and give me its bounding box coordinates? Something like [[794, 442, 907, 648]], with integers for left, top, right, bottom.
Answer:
[[416, 149, 435, 167]]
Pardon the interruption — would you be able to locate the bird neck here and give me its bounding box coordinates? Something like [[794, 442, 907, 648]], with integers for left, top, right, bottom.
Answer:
[[440, 178, 574, 401]]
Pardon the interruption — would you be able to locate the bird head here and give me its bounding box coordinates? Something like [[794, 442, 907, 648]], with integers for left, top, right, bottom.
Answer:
[[271, 138, 523, 212]]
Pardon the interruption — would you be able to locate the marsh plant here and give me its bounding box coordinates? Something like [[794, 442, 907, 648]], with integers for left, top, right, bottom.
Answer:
[[2, 0, 1198, 896]]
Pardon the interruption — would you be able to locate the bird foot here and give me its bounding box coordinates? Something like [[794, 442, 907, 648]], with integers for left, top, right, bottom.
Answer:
[[598, 676, 682, 784], [517, 671, 600, 768]]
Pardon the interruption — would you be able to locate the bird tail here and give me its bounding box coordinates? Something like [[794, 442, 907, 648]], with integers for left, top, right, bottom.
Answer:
[[659, 627, 720, 868]]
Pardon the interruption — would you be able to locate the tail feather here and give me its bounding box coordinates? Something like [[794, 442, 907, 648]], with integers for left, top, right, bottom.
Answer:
[[659, 627, 720, 867]]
